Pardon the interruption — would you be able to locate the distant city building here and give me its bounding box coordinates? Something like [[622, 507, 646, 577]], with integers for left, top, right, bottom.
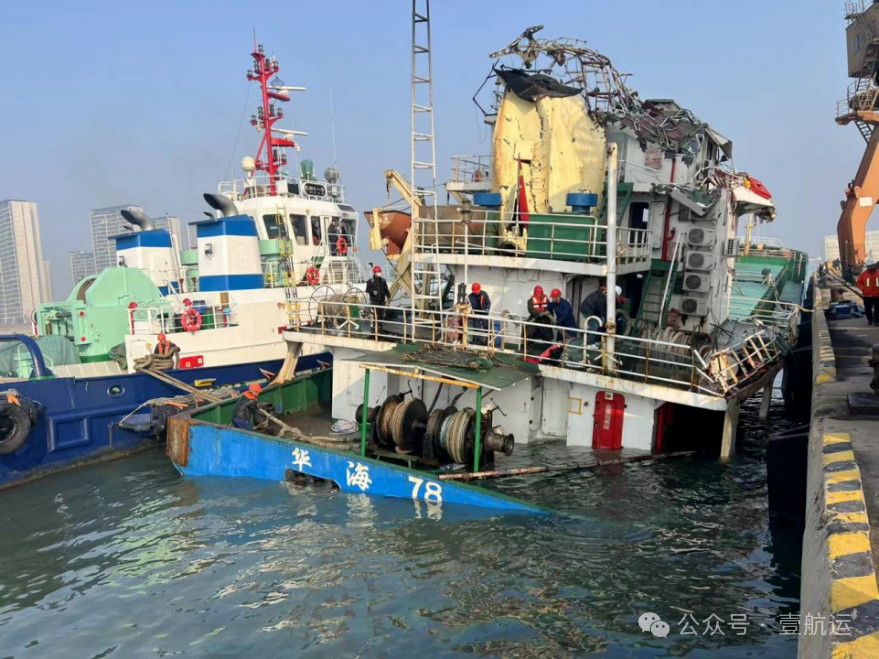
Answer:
[[89, 204, 144, 271], [152, 214, 184, 249], [0, 200, 52, 324], [824, 231, 879, 262], [69, 250, 97, 286]]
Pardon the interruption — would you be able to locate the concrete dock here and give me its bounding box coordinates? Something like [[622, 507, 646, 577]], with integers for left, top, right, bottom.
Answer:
[[802, 277, 879, 657]]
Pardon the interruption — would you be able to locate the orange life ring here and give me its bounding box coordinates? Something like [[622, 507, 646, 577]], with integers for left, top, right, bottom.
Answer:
[[306, 266, 320, 286], [336, 236, 348, 255], [181, 308, 202, 332]]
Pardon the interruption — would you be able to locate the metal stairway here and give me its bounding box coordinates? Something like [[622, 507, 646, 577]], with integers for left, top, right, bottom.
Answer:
[[634, 260, 678, 332], [409, 0, 444, 316]]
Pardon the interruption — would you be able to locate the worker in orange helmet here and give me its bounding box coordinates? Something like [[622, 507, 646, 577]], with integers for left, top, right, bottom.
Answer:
[[153, 332, 180, 368], [857, 257, 879, 325], [547, 288, 576, 340], [468, 282, 491, 345], [232, 383, 265, 431]]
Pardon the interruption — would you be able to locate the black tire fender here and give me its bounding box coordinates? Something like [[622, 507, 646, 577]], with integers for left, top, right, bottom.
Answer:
[[0, 400, 33, 455]]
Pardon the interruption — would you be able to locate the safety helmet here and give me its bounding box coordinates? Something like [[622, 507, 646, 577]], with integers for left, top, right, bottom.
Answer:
[[249, 383, 263, 394], [157, 333, 166, 341], [534, 285, 544, 296], [615, 286, 623, 296], [550, 288, 562, 299], [373, 265, 382, 274], [472, 282, 481, 293], [867, 257, 877, 267]]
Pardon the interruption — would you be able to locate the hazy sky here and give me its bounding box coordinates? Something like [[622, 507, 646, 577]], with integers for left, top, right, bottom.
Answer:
[[0, 0, 865, 299]]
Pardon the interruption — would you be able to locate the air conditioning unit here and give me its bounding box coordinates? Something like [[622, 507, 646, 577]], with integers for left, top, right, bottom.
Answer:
[[680, 296, 709, 316], [683, 272, 710, 293], [685, 251, 716, 271], [686, 227, 716, 247]]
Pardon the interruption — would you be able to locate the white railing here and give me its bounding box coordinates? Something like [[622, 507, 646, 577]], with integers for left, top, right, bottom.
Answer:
[[129, 302, 240, 336], [414, 211, 652, 265], [288, 301, 790, 398], [449, 155, 492, 185], [727, 296, 801, 331], [217, 174, 345, 203]]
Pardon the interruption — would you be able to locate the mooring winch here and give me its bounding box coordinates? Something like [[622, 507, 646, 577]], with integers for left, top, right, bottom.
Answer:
[[357, 394, 514, 469]]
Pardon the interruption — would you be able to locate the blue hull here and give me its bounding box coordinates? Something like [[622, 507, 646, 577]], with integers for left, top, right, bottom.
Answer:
[[0, 354, 326, 489], [175, 422, 545, 516]]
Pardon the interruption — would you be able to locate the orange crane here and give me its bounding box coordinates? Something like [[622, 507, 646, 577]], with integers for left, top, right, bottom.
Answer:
[[836, 0, 879, 277]]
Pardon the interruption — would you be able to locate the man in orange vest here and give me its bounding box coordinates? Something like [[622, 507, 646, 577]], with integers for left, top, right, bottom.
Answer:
[[153, 333, 180, 368], [527, 285, 552, 322], [857, 257, 879, 325], [233, 383, 264, 430]]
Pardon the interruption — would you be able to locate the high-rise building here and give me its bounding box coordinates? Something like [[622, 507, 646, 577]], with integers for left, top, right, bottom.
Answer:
[[69, 251, 97, 285], [0, 200, 51, 324], [152, 214, 184, 249], [824, 231, 879, 262], [89, 204, 144, 271]]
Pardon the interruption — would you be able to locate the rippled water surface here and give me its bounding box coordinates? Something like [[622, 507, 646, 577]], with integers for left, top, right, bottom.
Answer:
[[0, 397, 801, 657]]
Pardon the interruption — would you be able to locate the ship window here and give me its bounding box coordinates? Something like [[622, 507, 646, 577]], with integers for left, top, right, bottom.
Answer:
[[289, 215, 307, 246], [262, 214, 282, 240], [287, 181, 300, 195], [341, 219, 356, 244], [310, 216, 322, 245]]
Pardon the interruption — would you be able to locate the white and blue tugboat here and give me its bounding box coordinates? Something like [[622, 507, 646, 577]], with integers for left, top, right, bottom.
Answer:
[[0, 42, 367, 489]]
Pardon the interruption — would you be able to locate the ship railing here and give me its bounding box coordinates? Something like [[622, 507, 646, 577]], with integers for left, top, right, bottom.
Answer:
[[449, 155, 492, 185], [262, 255, 366, 289], [218, 174, 345, 203], [727, 296, 801, 331], [414, 211, 652, 265], [129, 302, 240, 336], [736, 235, 786, 250], [287, 301, 787, 398]]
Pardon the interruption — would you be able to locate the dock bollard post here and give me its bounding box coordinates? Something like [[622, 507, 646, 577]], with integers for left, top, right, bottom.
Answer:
[[473, 387, 483, 472], [361, 369, 370, 457]]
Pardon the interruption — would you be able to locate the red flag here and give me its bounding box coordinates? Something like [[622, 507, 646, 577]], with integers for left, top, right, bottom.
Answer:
[[516, 159, 530, 224]]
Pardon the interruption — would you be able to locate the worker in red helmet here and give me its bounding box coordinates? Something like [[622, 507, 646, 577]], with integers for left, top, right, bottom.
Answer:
[[547, 288, 576, 340], [527, 285, 551, 322], [468, 282, 491, 345], [153, 331, 180, 368], [232, 382, 265, 431], [366, 265, 391, 334]]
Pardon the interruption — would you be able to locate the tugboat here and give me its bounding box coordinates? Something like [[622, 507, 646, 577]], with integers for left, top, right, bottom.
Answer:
[[167, 16, 807, 512], [1, 42, 367, 489]]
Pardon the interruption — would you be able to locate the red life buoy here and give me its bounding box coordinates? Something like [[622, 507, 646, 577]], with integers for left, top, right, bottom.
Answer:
[[306, 266, 320, 286], [181, 308, 202, 332], [336, 236, 348, 255]]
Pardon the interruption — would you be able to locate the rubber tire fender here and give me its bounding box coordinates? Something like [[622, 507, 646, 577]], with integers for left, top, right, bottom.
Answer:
[[0, 401, 33, 455]]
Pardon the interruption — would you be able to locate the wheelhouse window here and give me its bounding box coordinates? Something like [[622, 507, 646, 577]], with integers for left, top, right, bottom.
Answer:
[[289, 215, 308, 246], [341, 219, 356, 243], [310, 216, 322, 245], [262, 214, 282, 240]]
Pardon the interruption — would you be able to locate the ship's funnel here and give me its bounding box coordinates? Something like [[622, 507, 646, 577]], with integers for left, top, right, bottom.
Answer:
[[203, 193, 239, 218], [120, 209, 156, 232]]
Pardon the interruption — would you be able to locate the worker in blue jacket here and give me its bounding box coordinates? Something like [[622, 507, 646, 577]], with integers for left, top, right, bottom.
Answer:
[[468, 282, 491, 345], [548, 288, 576, 341]]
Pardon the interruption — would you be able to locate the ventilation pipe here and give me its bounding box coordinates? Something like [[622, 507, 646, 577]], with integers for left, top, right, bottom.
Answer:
[[203, 193, 239, 218], [120, 209, 156, 231]]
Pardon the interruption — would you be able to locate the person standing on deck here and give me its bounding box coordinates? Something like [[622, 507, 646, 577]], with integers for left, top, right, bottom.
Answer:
[[857, 258, 879, 325], [232, 383, 263, 431], [328, 218, 341, 255], [548, 288, 576, 340], [366, 266, 391, 333], [527, 286, 552, 322], [468, 282, 491, 345], [153, 333, 180, 368], [579, 284, 623, 344]]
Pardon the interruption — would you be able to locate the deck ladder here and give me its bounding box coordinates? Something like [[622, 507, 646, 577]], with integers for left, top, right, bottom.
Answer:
[[409, 0, 444, 319]]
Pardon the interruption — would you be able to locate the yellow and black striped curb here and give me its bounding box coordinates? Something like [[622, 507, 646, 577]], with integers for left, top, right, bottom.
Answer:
[[821, 432, 879, 655], [813, 284, 837, 385]]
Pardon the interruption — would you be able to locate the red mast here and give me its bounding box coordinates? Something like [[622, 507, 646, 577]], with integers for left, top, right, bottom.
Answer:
[[247, 44, 296, 196]]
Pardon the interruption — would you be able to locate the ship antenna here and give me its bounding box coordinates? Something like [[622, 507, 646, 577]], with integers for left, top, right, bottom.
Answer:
[[330, 84, 338, 171], [246, 43, 304, 196]]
